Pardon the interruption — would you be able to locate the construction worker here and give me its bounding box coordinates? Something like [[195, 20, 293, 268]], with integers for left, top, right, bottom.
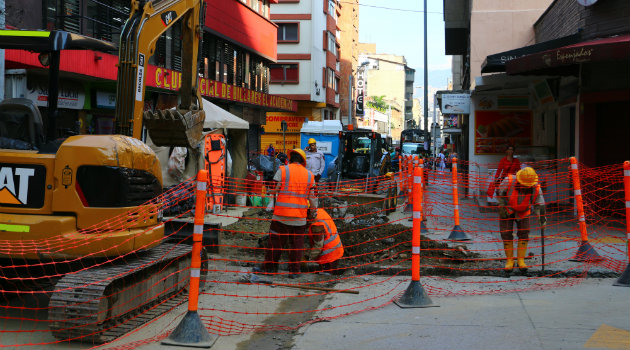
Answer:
[[305, 138, 326, 182], [308, 208, 344, 274], [496, 167, 546, 273], [260, 148, 317, 278]]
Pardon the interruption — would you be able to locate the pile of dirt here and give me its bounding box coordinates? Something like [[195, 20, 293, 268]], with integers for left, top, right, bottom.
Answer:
[[219, 205, 478, 272], [335, 205, 476, 268]]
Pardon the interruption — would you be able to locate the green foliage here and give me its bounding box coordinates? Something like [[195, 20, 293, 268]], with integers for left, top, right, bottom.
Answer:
[[366, 95, 389, 113]]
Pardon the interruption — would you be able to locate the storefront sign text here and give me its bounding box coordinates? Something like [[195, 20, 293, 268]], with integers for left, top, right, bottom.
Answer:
[[147, 66, 297, 112], [27, 82, 85, 110]]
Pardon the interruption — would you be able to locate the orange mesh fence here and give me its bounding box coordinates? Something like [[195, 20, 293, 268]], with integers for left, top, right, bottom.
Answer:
[[1, 159, 628, 349]]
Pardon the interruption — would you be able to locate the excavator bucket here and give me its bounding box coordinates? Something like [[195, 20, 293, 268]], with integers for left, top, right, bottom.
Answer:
[[143, 109, 205, 148]]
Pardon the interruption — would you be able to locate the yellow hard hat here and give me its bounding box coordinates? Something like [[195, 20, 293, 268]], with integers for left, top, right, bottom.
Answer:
[[308, 138, 317, 145], [288, 148, 307, 166], [516, 167, 538, 187]]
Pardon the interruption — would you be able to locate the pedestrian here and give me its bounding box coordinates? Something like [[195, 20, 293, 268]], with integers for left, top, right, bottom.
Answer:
[[438, 150, 446, 171], [496, 167, 546, 273], [266, 143, 275, 157], [487, 145, 521, 200], [305, 138, 325, 182], [307, 208, 344, 275], [259, 149, 317, 278]]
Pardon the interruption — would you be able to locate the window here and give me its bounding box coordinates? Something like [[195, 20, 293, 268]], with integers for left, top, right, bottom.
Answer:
[[277, 23, 299, 42], [328, 0, 337, 19], [270, 64, 299, 83], [326, 68, 335, 89], [327, 31, 337, 55], [335, 77, 340, 93], [252, 0, 259, 12]]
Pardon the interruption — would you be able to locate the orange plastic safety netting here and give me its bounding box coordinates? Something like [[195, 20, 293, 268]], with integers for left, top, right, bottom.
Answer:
[[1, 159, 628, 349]]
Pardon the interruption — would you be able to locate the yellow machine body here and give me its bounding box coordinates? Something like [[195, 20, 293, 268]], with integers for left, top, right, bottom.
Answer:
[[0, 135, 164, 259]]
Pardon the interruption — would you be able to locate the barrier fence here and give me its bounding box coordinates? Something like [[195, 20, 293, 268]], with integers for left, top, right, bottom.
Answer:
[[0, 157, 629, 349]]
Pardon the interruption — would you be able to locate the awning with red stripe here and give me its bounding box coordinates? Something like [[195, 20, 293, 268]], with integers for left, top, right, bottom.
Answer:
[[506, 34, 630, 76]]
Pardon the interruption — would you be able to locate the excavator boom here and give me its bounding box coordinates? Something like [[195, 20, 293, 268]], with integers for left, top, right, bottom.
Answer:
[[116, 0, 205, 147]]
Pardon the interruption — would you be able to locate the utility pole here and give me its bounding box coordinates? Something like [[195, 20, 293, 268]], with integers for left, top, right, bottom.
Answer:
[[423, 0, 429, 148], [0, 0, 5, 100]]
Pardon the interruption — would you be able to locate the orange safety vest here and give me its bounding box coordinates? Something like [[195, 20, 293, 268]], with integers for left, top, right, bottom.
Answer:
[[274, 163, 315, 218], [506, 175, 541, 219], [311, 209, 344, 264]]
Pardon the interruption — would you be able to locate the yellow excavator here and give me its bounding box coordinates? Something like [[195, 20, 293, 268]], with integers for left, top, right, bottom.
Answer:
[[0, 0, 207, 343]]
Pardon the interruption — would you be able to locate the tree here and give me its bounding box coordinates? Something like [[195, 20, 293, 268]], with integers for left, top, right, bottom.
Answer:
[[366, 95, 389, 113]]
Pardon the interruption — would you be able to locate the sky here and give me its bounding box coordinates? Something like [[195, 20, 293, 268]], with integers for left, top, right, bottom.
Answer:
[[357, 0, 451, 95]]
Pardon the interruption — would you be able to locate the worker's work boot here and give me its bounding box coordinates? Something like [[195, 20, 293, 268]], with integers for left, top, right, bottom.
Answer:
[[517, 240, 529, 273], [503, 241, 514, 272]]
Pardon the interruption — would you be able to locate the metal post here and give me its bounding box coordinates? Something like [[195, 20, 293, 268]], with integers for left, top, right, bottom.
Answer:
[[423, 0, 429, 148]]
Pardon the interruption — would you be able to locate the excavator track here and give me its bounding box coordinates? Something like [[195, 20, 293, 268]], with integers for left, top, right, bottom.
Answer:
[[48, 243, 203, 344], [144, 109, 206, 148]]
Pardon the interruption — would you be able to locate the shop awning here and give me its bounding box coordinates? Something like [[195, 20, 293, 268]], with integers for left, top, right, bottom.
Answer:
[[506, 34, 630, 76], [0, 29, 117, 52], [481, 34, 582, 73], [202, 98, 249, 130]]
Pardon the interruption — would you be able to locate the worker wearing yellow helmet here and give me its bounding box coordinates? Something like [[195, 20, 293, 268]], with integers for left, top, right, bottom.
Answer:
[[495, 167, 546, 274], [305, 137, 325, 182], [257, 148, 317, 278]]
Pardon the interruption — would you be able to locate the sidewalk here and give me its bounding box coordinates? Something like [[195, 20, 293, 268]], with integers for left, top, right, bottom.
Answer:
[[290, 277, 629, 350]]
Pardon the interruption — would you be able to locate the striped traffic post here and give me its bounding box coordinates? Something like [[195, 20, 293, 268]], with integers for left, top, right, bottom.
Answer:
[[614, 161, 630, 286], [448, 158, 470, 241], [163, 170, 216, 348], [568, 157, 603, 262], [404, 156, 414, 213], [395, 164, 436, 308]]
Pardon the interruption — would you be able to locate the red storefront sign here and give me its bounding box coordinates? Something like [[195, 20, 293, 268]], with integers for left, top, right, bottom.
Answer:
[[6, 49, 296, 112], [147, 66, 297, 112]]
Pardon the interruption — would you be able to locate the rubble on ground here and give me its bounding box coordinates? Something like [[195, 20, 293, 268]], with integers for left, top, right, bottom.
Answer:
[[220, 199, 478, 273]]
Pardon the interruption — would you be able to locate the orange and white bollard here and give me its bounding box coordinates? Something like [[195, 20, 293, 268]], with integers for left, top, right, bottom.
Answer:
[[448, 158, 470, 241], [163, 170, 216, 348], [404, 156, 413, 213], [614, 161, 630, 286], [395, 164, 436, 308], [568, 157, 602, 262]]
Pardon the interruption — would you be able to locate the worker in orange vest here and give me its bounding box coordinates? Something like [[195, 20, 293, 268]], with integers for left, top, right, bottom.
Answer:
[[496, 167, 546, 274], [259, 148, 317, 278], [308, 208, 344, 274]]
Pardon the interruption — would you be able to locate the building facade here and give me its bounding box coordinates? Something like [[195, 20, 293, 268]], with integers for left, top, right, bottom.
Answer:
[[269, 0, 341, 123], [337, 0, 359, 126], [356, 47, 414, 142], [442, 0, 630, 205], [4, 0, 298, 169]]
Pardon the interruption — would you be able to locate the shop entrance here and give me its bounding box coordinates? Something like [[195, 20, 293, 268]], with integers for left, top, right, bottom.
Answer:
[[595, 102, 630, 166]]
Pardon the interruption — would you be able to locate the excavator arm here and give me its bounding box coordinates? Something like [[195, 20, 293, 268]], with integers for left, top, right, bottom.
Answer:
[[116, 0, 205, 147]]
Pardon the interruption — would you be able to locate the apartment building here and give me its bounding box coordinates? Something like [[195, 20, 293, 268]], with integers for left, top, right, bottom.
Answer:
[[356, 47, 415, 141], [337, 0, 359, 125], [269, 0, 341, 123]]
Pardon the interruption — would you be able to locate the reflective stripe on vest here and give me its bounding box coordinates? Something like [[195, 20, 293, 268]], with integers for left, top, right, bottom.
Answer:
[[506, 175, 540, 218], [274, 164, 314, 218], [315, 209, 343, 264]]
